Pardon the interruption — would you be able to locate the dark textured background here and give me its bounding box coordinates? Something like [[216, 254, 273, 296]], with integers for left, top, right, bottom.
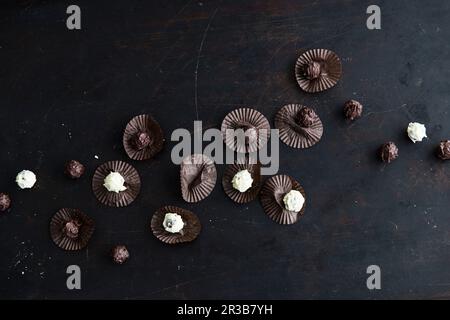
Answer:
[[0, 0, 449, 299]]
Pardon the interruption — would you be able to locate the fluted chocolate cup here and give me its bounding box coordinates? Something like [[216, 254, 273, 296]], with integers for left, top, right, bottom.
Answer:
[[260, 175, 306, 225], [221, 108, 270, 153], [295, 49, 342, 93], [180, 154, 217, 203], [275, 104, 323, 149], [50, 208, 95, 251], [92, 161, 141, 207], [123, 114, 164, 161], [151, 205, 201, 244], [222, 160, 261, 203]]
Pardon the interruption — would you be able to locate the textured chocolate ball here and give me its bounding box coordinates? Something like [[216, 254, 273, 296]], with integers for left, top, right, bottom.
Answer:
[[437, 140, 450, 160], [297, 107, 318, 127], [132, 132, 151, 150], [112, 245, 130, 264], [344, 100, 363, 121], [0, 193, 11, 212], [63, 219, 81, 239], [65, 160, 85, 179], [380, 142, 399, 163], [305, 61, 322, 80]]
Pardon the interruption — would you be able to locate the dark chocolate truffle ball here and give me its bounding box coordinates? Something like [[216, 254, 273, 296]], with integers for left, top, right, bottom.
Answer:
[[0, 193, 11, 212], [65, 160, 85, 179], [437, 140, 450, 160], [133, 132, 151, 150], [63, 219, 81, 239], [297, 107, 317, 127], [380, 142, 399, 163], [344, 100, 363, 121], [305, 61, 322, 80], [112, 245, 130, 264]]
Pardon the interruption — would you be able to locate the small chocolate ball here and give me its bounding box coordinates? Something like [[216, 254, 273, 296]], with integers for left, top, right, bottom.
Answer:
[[297, 107, 317, 127], [437, 140, 450, 160], [344, 100, 363, 121], [112, 245, 130, 264], [133, 132, 151, 150], [305, 61, 322, 80], [0, 193, 11, 212], [63, 219, 81, 239], [65, 160, 85, 179], [380, 142, 399, 163]]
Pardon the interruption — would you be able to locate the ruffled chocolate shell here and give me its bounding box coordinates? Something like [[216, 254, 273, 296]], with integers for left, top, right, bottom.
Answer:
[[274, 104, 323, 148], [295, 49, 342, 93], [222, 160, 261, 203], [260, 175, 306, 225], [151, 206, 201, 244], [50, 208, 95, 251], [92, 161, 141, 207], [123, 114, 164, 161], [221, 108, 270, 153], [180, 154, 217, 203]]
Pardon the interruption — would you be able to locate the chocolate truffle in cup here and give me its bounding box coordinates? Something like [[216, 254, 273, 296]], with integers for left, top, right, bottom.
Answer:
[[65, 160, 85, 179], [180, 154, 217, 203], [221, 108, 270, 153], [0, 193, 11, 212], [222, 159, 261, 203], [437, 140, 450, 160], [111, 245, 130, 264], [92, 161, 141, 207], [380, 142, 399, 163], [151, 206, 201, 244], [123, 114, 164, 161], [260, 175, 306, 225], [275, 104, 323, 149], [344, 100, 363, 120], [305, 61, 321, 80], [50, 208, 95, 251], [295, 49, 342, 93]]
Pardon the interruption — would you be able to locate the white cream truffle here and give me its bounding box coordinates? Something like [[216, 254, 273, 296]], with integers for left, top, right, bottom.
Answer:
[[16, 170, 37, 189], [283, 190, 305, 212], [103, 172, 127, 193], [231, 169, 253, 193], [163, 213, 184, 233], [407, 122, 427, 143]]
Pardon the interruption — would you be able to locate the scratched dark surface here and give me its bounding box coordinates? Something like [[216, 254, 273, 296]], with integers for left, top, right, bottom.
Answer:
[[1, 0, 450, 300]]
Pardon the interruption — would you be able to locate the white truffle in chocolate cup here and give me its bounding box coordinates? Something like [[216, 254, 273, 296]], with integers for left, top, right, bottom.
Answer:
[[103, 172, 127, 193], [16, 170, 37, 189], [407, 122, 427, 143], [283, 190, 305, 212], [231, 169, 253, 193], [163, 213, 184, 233]]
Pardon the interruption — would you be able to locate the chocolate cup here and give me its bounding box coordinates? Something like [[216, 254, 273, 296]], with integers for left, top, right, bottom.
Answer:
[[275, 104, 323, 148], [221, 108, 270, 153], [222, 161, 261, 203], [50, 208, 95, 251], [295, 49, 342, 93], [92, 161, 141, 207], [123, 114, 164, 161], [260, 175, 306, 225], [151, 206, 201, 244], [180, 154, 217, 203]]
